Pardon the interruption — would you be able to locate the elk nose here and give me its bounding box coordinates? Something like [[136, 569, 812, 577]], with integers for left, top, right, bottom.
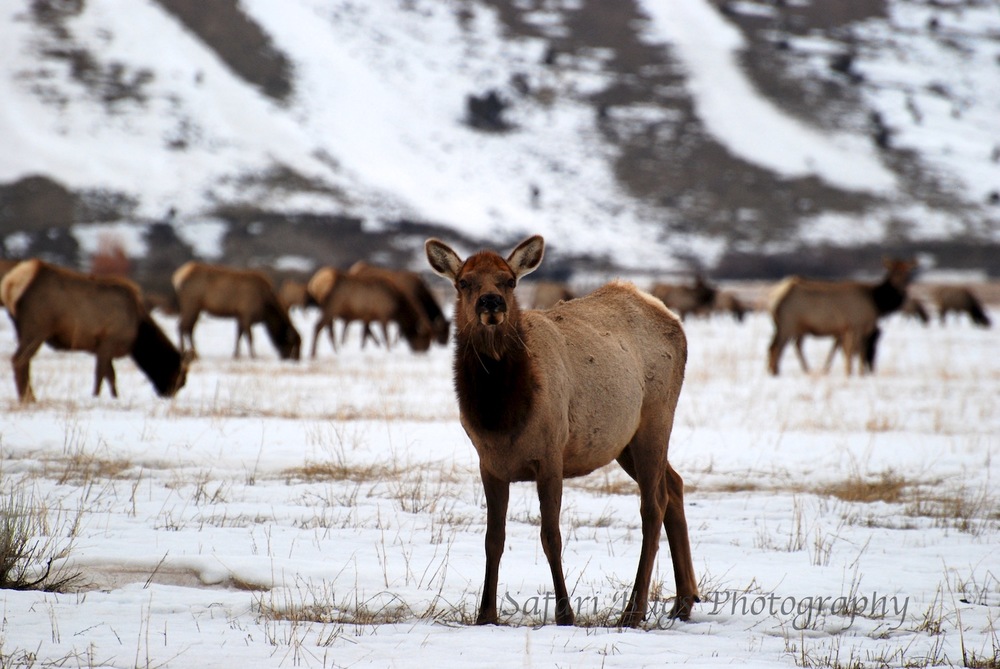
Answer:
[[476, 293, 506, 313]]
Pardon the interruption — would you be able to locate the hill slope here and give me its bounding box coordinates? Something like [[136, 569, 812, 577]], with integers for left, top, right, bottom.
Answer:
[[2, 0, 998, 284]]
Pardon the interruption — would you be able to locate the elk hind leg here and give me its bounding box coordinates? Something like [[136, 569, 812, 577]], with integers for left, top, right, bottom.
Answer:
[[614, 441, 667, 627], [663, 463, 698, 620]]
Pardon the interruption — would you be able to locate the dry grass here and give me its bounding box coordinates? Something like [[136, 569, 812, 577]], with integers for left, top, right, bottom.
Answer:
[[818, 469, 908, 504]]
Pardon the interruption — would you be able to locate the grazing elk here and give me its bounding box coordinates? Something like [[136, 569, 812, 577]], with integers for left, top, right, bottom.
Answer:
[[933, 286, 991, 327], [529, 280, 575, 309], [172, 262, 301, 360], [278, 278, 310, 312], [767, 258, 917, 375], [348, 261, 450, 345], [308, 268, 432, 357], [712, 291, 748, 322], [650, 276, 717, 320], [0, 259, 189, 402], [425, 235, 697, 627]]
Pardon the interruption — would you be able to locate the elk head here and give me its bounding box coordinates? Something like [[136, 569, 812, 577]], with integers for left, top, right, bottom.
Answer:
[[425, 235, 544, 359]]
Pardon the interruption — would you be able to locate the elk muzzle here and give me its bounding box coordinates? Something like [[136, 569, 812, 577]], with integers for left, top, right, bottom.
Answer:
[[476, 293, 507, 326]]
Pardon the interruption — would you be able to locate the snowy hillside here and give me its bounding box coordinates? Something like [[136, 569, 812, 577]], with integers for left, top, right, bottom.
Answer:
[[1, 0, 999, 280]]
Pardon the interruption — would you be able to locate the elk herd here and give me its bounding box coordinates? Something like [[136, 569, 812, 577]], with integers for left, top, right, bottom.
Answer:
[[0, 238, 994, 630], [0, 256, 453, 402], [0, 248, 994, 402]]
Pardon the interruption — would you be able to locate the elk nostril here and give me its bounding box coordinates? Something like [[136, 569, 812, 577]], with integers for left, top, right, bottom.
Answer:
[[477, 294, 506, 313]]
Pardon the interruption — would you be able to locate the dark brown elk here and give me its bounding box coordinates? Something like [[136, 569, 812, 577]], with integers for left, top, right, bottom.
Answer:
[[308, 268, 432, 357], [172, 262, 301, 360], [650, 276, 716, 320], [348, 261, 450, 345], [529, 280, 574, 309], [1, 259, 189, 402], [767, 258, 917, 375], [425, 235, 696, 627], [933, 286, 990, 327]]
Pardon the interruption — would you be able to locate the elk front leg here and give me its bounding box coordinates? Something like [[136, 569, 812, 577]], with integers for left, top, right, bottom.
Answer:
[[477, 469, 509, 625]]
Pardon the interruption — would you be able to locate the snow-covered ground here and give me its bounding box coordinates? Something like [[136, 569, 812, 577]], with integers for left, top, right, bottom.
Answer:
[[1, 296, 997, 667]]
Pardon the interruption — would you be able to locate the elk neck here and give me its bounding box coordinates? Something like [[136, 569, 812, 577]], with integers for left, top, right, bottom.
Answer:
[[453, 319, 535, 435]]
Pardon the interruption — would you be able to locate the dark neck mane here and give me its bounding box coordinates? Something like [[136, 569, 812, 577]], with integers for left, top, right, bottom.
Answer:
[[870, 277, 906, 316], [454, 323, 534, 435]]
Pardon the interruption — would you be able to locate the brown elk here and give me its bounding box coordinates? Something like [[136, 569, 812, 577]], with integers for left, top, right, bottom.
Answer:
[[348, 261, 450, 345], [933, 286, 990, 327], [425, 235, 697, 627], [650, 276, 716, 320], [0, 259, 22, 306], [767, 258, 917, 375], [712, 291, 748, 322], [529, 280, 575, 309], [172, 262, 301, 360], [308, 268, 432, 357], [1, 259, 189, 402], [278, 278, 310, 312]]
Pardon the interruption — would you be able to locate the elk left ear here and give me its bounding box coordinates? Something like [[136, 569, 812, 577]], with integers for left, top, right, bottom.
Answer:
[[507, 235, 544, 279]]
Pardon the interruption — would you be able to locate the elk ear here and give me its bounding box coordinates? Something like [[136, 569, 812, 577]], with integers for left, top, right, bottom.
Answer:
[[507, 235, 544, 279], [425, 239, 463, 282]]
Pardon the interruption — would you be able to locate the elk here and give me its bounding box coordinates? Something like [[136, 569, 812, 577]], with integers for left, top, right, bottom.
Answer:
[[933, 286, 990, 327], [1, 259, 189, 402], [650, 276, 716, 320], [348, 261, 450, 345], [529, 280, 575, 309], [172, 262, 301, 360], [767, 258, 917, 375], [278, 278, 310, 312], [308, 268, 432, 357], [425, 235, 697, 627], [712, 291, 748, 322]]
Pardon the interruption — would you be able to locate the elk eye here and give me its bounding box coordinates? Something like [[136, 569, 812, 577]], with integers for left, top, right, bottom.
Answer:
[[458, 279, 470, 290], [506, 278, 516, 288]]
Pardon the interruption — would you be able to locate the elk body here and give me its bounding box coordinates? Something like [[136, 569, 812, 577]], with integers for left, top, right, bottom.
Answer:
[[767, 259, 916, 375], [307, 268, 432, 357], [1, 259, 188, 402], [933, 286, 990, 327], [425, 235, 697, 627], [348, 261, 450, 345], [650, 277, 716, 320], [172, 262, 301, 360]]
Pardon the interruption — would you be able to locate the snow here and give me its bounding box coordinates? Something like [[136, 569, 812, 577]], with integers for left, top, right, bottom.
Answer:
[[3, 0, 998, 270], [637, 0, 898, 194], [1, 296, 997, 667]]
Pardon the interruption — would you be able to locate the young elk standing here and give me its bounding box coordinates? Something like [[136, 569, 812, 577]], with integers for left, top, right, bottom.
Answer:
[[1, 259, 189, 402], [767, 258, 917, 375], [172, 262, 301, 360], [425, 235, 697, 627]]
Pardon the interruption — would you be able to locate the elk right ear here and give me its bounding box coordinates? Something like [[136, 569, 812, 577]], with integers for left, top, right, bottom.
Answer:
[[425, 239, 463, 282], [507, 235, 544, 279]]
